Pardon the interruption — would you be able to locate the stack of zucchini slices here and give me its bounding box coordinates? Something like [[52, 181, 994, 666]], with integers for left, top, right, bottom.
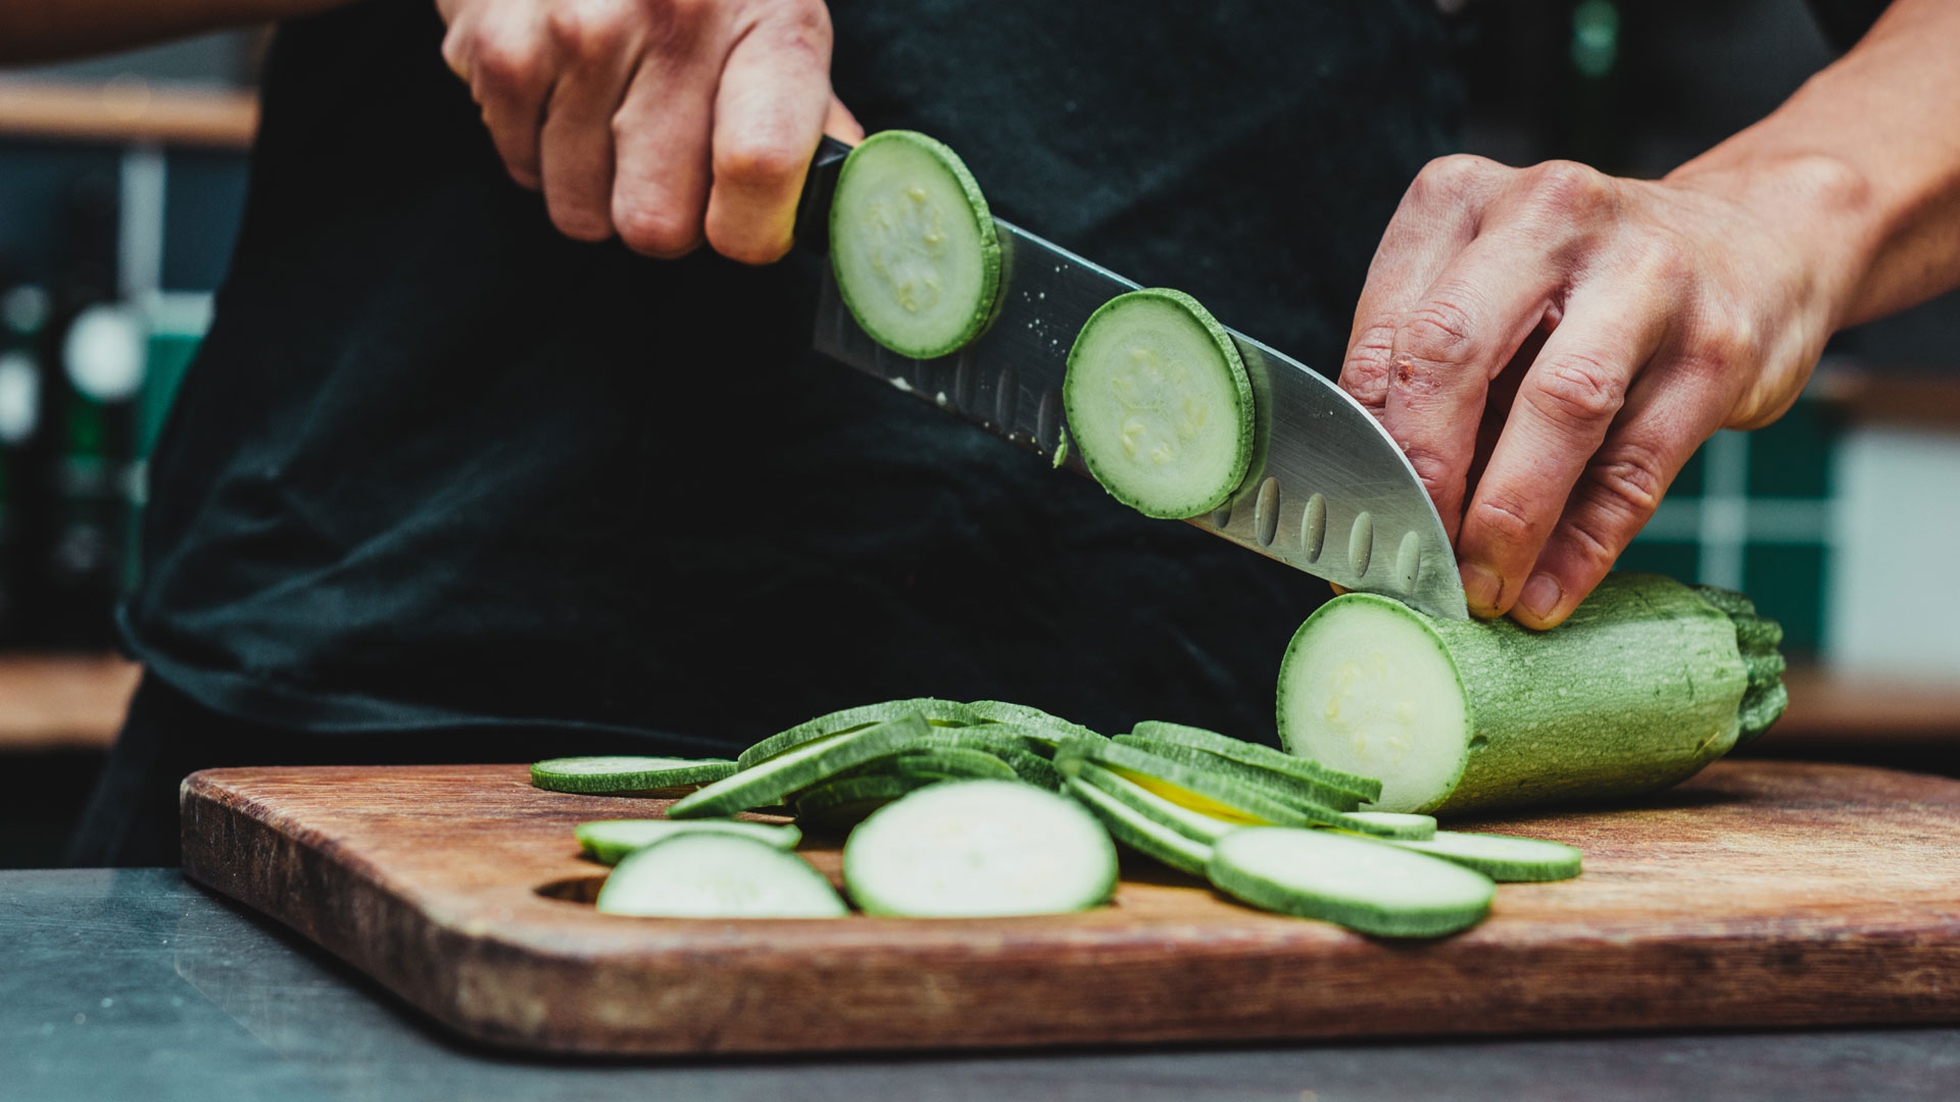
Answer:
[[533, 699, 1582, 937]]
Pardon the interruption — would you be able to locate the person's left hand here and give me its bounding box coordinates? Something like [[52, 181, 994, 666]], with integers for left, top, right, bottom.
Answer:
[[1338, 153, 1865, 628]]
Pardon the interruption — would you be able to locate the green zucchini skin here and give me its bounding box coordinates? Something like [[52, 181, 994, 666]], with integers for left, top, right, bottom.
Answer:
[[1280, 573, 1769, 815]]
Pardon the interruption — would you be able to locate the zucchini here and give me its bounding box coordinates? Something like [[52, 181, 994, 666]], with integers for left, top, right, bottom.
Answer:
[[1340, 812, 1436, 841], [844, 746, 1020, 784], [1057, 738, 1361, 831], [1207, 827, 1495, 938], [1073, 761, 1241, 844], [1064, 777, 1214, 877], [1277, 572, 1784, 814], [1128, 720, 1381, 801], [594, 834, 846, 918], [1063, 288, 1254, 519], [1113, 734, 1368, 813], [963, 700, 1103, 743], [792, 773, 933, 830], [829, 130, 1001, 359], [738, 698, 976, 769], [530, 756, 736, 794], [574, 819, 800, 865], [1391, 831, 1582, 882], [843, 780, 1118, 917], [671, 713, 931, 819]]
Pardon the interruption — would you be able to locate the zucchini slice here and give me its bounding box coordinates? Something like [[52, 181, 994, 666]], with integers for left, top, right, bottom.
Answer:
[[1339, 812, 1437, 841], [1391, 831, 1582, 882], [1057, 738, 1353, 830], [671, 713, 931, 819], [1074, 762, 1241, 844], [1207, 827, 1494, 938], [830, 130, 1001, 359], [1065, 777, 1214, 877], [1278, 573, 1773, 815], [1129, 720, 1380, 801], [843, 780, 1118, 917], [793, 773, 934, 830], [595, 834, 846, 918], [739, 698, 976, 769], [1063, 288, 1254, 519], [1113, 734, 1368, 813], [531, 756, 737, 794], [845, 746, 1020, 783], [574, 819, 800, 865], [964, 700, 1104, 743]]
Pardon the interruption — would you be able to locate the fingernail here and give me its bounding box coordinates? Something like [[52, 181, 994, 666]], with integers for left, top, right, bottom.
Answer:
[[1460, 562, 1502, 614], [1518, 573, 1564, 622]]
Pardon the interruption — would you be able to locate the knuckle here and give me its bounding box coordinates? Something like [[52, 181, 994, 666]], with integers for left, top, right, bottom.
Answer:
[[1339, 325, 1398, 407], [1526, 353, 1625, 429], [1466, 493, 1540, 550], [470, 35, 541, 94], [1523, 159, 1613, 213], [1410, 154, 1497, 205], [613, 203, 698, 256], [713, 139, 806, 193], [546, 0, 629, 59], [1397, 296, 1479, 369], [1585, 440, 1669, 521]]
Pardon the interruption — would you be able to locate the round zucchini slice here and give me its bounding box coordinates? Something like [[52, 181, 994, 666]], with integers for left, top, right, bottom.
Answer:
[[1063, 288, 1254, 519], [829, 130, 1001, 359]]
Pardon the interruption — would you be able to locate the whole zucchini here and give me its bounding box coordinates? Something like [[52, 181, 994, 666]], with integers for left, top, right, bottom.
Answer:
[[1277, 572, 1787, 814]]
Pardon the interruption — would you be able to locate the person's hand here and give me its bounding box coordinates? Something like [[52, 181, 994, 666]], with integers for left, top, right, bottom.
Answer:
[[436, 0, 864, 262], [1339, 153, 1865, 628]]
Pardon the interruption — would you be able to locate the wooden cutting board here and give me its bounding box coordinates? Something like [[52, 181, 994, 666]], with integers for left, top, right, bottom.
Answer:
[[179, 761, 1960, 1056]]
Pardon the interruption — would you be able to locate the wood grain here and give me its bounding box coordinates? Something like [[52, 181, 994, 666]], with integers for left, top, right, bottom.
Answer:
[[179, 762, 1960, 1056]]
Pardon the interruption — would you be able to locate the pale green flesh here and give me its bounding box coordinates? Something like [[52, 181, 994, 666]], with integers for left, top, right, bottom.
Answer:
[[843, 780, 1117, 917], [1075, 762, 1240, 843], [530, 756, 737, 793], [1065, 777, 1214, 877], [1392, 831, 1583, 882], [1064, 289, 1252, 519], [575, 819, 800, 865], [595, 834, 846, 918], [830, 132, 997, 359], [1277, 597, 1471, 813], [670, 714, 930, 819], [1207, 827, 1494, 938]]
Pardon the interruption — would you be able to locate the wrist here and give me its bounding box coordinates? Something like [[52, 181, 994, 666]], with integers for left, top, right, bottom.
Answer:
[[1664, 145, 1880, 338]]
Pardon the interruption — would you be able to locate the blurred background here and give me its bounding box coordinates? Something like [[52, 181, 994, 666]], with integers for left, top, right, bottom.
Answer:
[[0, 1, 1954, 867]]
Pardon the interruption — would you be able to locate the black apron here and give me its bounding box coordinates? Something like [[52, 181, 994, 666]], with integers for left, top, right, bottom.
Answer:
[[77, 0, 1461, 864]]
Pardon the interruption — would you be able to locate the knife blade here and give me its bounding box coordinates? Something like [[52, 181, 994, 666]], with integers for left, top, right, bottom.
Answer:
[[796, 137, 1468, 620]]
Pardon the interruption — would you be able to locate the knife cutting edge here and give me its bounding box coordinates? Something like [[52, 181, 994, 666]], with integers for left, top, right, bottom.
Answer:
[[794, 136, 1468, 621]]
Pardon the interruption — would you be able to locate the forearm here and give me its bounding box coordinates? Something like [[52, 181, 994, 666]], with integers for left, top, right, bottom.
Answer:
[[0, 0, 350, 65], [1668, 0, 1960, 331]]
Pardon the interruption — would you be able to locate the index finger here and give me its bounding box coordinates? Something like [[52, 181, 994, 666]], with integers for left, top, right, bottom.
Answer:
[[701, 9, 835, 265]]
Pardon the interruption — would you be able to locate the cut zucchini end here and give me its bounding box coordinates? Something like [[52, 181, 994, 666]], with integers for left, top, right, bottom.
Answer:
[[1063, 287, 1254, 520], [830, 130, 1001, 360], [1277, 594, 1471, 814]]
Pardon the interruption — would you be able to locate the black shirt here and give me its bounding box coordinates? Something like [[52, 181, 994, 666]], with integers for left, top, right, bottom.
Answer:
[[122, 0, 1461, 750]]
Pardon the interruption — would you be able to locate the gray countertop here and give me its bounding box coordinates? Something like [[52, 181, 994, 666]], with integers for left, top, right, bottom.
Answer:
[[3, 868, 1957, 1102]]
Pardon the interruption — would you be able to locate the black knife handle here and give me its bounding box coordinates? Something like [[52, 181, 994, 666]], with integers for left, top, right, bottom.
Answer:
[[792, 135, 854, 257]]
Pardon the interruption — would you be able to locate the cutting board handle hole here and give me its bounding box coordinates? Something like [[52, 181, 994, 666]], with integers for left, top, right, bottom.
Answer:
[[536, 874, 607, 904]]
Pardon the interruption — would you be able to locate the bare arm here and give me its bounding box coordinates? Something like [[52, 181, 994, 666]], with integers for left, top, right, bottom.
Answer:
[[0, 0, 349, 65], [1338, 0, 1960, 629]]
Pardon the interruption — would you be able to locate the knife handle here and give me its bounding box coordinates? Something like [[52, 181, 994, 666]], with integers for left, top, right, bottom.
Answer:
[[792, 135, 855, 258]]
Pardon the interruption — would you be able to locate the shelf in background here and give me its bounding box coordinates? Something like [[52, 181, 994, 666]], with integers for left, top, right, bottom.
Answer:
[[0, 654, 139, 753], [0, 78, 256, 148]]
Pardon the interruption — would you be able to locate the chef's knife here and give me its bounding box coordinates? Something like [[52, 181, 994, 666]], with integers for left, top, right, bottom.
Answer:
[[795, 136, 1468, 620]]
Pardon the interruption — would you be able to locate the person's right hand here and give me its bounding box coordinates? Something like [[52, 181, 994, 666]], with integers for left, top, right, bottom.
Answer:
[[436, 0, 863, 262]]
